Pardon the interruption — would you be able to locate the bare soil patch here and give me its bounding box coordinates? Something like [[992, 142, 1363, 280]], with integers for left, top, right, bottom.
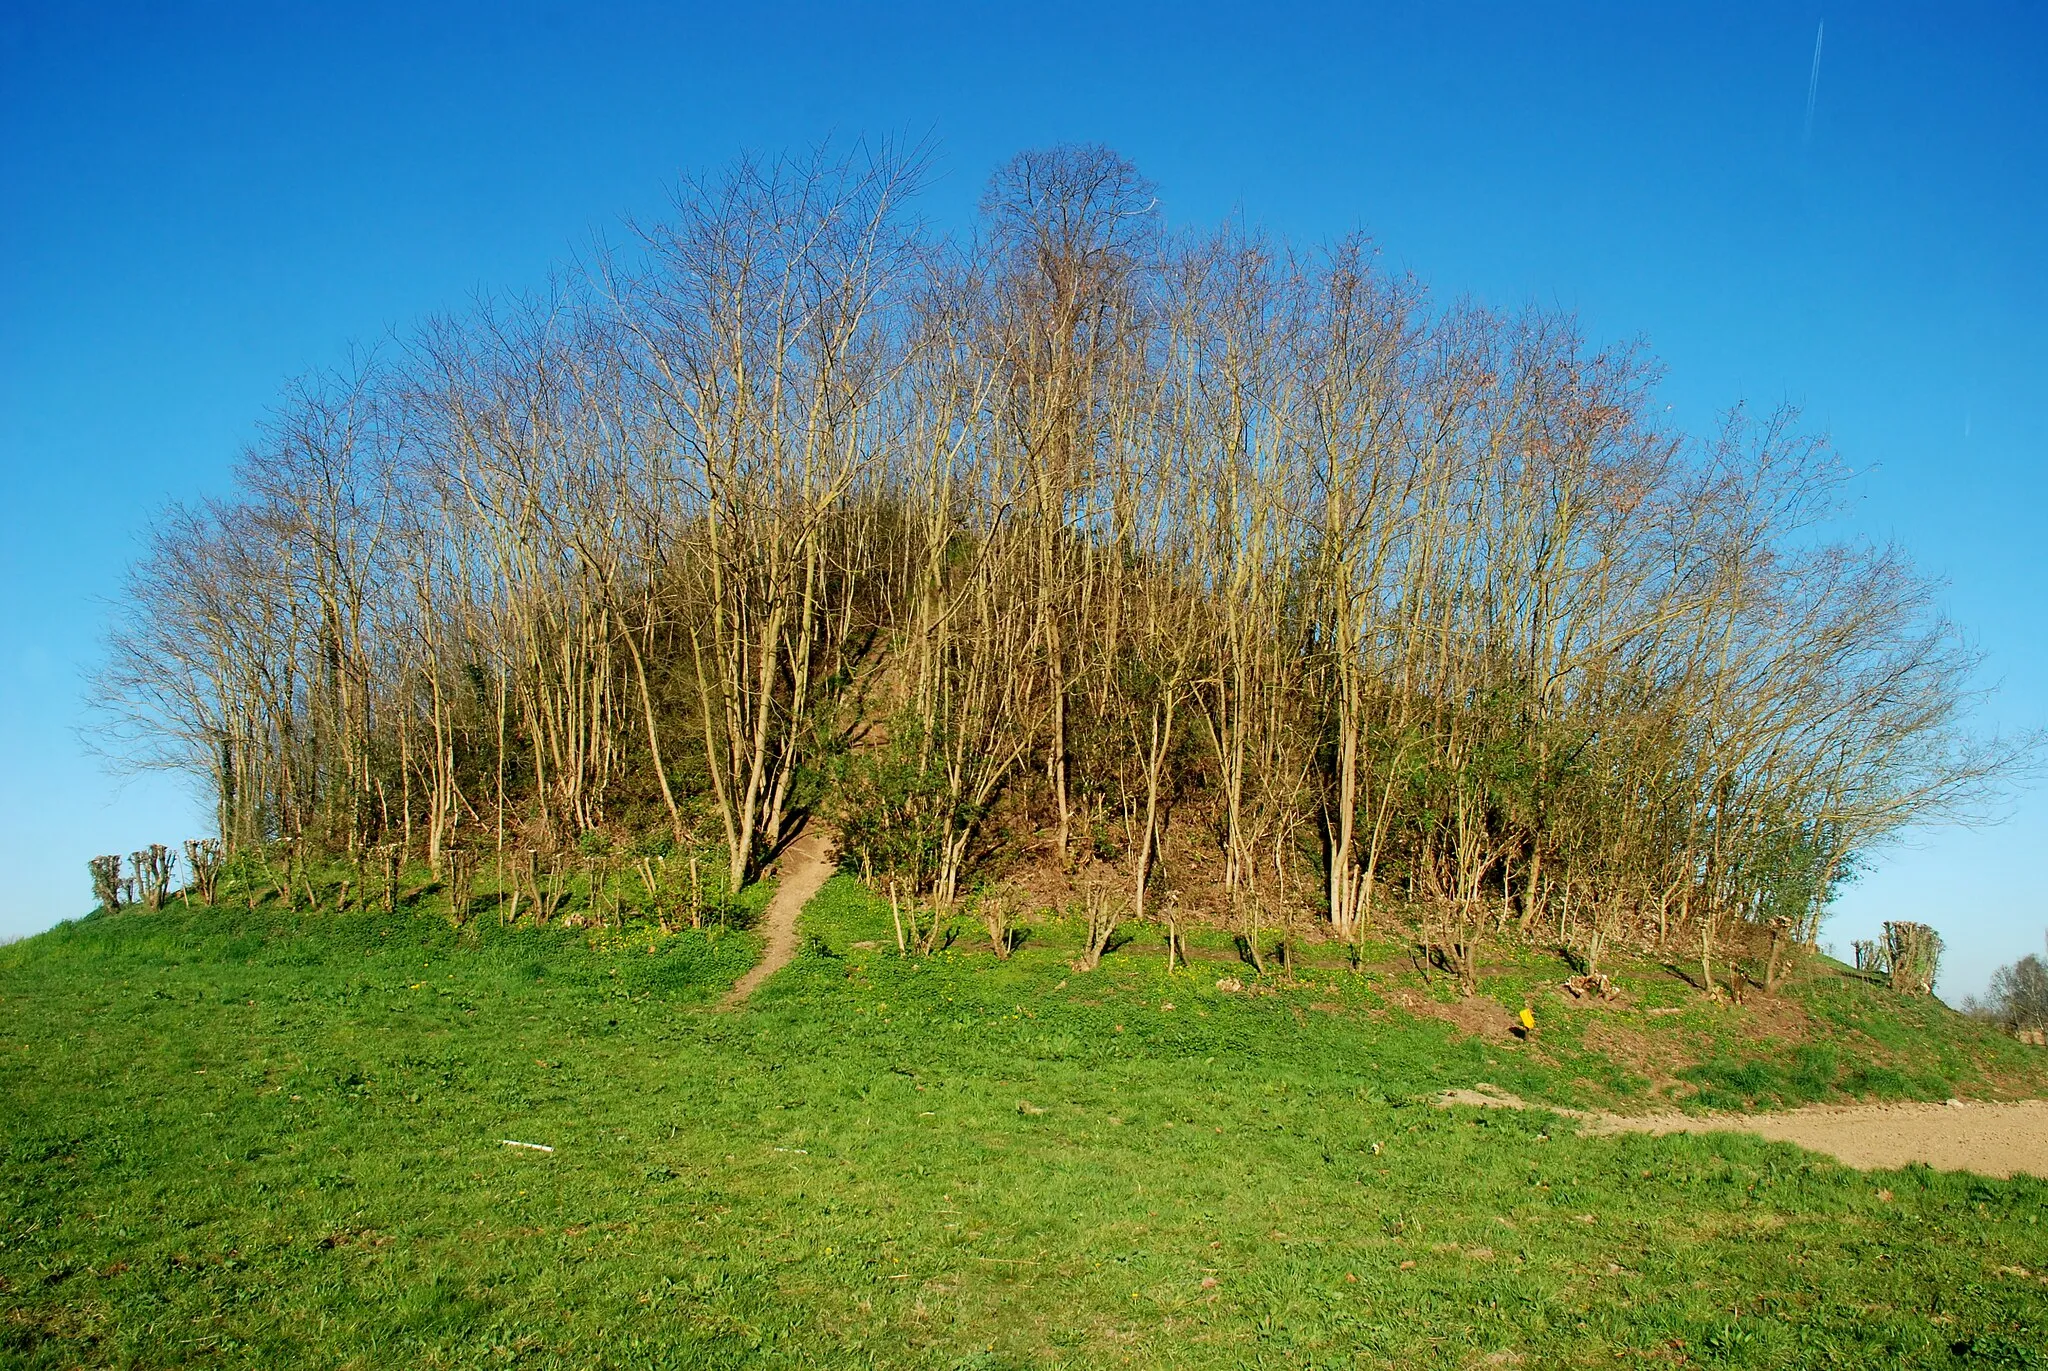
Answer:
[[1581, 1099, 2048, 1179], [1392, 989, 1522, 1043], [1435, 1085, 2048, 1179]]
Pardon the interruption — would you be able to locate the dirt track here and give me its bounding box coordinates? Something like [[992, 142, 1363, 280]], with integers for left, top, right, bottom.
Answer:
[[720, 825, 837, 1008], [1438, 1085, 2048, 1178]]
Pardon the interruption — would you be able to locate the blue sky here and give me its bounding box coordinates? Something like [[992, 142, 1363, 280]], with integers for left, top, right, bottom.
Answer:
[[2, 1, 2042, 994]]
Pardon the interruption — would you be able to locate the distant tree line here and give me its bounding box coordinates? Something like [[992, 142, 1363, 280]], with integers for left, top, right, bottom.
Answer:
[[95, 140, 2022, 984], [1967, 935, 2048, 1038]]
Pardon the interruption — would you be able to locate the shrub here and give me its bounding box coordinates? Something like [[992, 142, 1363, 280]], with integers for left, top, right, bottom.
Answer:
[[833, 719, 980, 896]]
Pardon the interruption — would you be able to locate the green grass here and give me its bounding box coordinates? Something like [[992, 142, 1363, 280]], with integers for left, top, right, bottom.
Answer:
[[3, 880, 2045, 1368]]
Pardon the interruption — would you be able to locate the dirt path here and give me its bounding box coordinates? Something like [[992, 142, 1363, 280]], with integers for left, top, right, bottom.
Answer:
[[1436, 1085, 2048, 1178], [720, 825, 837, 1009]]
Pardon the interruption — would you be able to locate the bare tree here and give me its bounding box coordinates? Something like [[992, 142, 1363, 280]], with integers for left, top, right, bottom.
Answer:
[[91, 138, 2031, 979]]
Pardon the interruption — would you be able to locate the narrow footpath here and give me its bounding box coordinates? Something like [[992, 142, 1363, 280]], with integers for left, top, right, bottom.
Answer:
[[720, 825, 838, 1008]]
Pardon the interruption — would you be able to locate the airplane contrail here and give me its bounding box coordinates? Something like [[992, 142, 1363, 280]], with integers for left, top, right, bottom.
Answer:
[[1804, 20, 1826, 144]]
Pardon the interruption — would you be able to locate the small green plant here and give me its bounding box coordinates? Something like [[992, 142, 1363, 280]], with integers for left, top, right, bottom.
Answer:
[[833, 715, 984, 898]]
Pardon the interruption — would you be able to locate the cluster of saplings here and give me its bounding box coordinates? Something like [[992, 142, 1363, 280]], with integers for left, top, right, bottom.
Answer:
[[96, 140, 2017, 1001]]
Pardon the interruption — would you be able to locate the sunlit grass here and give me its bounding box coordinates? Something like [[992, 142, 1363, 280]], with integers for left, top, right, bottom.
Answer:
[[2, 880, 2043, 1367]]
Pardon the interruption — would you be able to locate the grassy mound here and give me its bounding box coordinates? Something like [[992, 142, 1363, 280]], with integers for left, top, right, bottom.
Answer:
[[3, 885, 2045, 1368]]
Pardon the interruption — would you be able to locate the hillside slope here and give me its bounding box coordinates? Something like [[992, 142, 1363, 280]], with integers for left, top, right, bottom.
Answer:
[[2, 890, 2044, 1368]]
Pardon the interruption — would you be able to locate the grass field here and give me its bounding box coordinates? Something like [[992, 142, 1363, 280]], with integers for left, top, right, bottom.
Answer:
[[3, 878, 2046, 1368]]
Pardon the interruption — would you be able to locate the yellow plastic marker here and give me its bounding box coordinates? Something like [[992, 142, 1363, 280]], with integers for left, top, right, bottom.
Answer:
[[1518, 1008, 1536, 1032]]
